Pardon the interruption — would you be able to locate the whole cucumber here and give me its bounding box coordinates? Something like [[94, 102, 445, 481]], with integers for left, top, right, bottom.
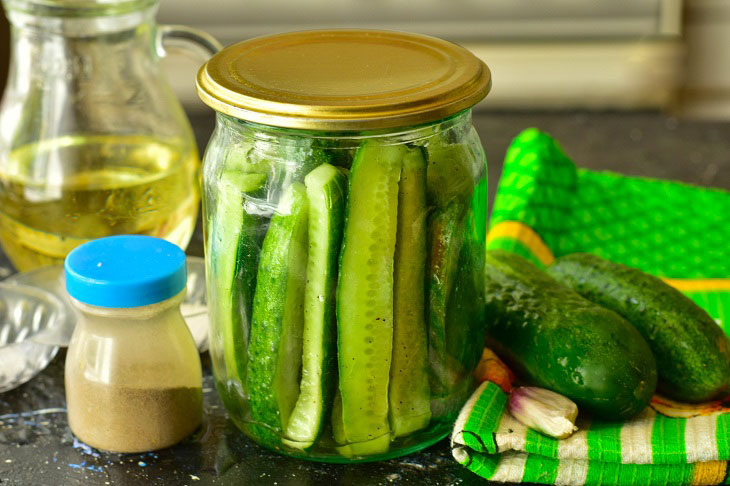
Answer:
[[484, 250, 657, 420], [548, 253, 730, 402]]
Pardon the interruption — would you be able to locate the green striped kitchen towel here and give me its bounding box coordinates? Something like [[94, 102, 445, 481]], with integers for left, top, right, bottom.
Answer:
[[451, 377, 730, 486]]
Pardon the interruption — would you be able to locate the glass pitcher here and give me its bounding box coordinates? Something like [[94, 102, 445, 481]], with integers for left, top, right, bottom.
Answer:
[[0, 0, 221, 270]]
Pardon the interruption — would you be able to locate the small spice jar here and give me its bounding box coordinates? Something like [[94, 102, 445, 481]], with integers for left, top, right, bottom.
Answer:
[[64, 235, 202, 453]]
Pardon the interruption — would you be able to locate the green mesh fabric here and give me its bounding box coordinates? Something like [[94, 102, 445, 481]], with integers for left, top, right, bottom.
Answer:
[[490, 128, 730, 278], [568, 169, 730, 278], [490, 129, 578, 255], [487, 128, 730, 332]]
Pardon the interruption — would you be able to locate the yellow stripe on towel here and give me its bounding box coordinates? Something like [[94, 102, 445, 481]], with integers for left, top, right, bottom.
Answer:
[[663, 278, 730, 292], [487, 222, 555, 266], [692, 461, 726, 485]]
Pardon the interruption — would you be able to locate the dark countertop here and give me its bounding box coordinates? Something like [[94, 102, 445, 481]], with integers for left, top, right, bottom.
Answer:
[[2, 111, 730, 486]]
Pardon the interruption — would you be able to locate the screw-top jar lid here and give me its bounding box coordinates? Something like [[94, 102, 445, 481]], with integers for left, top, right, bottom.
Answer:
[[65, 235, 187, 308], [196, 29, 491, 131]]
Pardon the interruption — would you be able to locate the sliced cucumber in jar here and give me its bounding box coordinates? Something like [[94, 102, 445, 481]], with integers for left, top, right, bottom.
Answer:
[[389, 147, 431, 438], [427, 201, 467, 397], [331, 391, 353, 458], [446, 205, 486, 377], [336, 141, 405, 455], [246, 182, 309, 443], [426, 143, 475, 208], [284, 164, 347, 450], [209, 171, 266, 387]]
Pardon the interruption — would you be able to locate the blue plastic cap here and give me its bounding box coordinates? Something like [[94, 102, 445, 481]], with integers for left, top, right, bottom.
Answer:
[[65, 235, 187, 308]]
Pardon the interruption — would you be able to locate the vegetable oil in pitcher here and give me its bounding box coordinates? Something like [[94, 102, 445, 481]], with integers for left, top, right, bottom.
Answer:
[[0, 134, 199, 271]]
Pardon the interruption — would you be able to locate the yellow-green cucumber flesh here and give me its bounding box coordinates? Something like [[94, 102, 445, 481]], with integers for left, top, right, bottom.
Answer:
[[284, 164, 347, 449], [336, 141, 404, 456], [389, 147, 431, 438]]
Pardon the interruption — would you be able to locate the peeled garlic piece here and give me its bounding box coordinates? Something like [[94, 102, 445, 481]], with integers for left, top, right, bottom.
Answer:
[[508, 386, 579, 439]]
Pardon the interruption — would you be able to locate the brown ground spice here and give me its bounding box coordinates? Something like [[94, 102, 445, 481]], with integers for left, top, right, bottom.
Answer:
[[67, 381, 202, 453]]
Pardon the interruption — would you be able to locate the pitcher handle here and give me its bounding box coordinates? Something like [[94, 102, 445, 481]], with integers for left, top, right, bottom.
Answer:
[[156, 24, 223, 61]]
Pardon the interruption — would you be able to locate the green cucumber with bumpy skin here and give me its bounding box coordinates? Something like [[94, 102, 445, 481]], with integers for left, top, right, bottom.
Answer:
[[283, 164, 347, 450], [336, 140, 404, 456], [427, 201, 467, 396], [208, 171, 266, 387], [389, 147, 431, 438], [484, 250, 657, 420], [547, 253, 730, 402], [246, 182, 309, 444]]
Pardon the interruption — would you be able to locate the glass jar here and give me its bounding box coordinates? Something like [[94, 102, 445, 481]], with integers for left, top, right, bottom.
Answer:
[[0, 0, 221, 271], [64, 235, 202, 453], [197, 30, 491, 462]]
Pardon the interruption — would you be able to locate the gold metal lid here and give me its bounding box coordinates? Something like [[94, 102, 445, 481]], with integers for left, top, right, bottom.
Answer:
[[196, 29, 491, 131]]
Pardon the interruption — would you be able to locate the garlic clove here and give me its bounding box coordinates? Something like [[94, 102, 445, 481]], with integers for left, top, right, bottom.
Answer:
[[508, 386, 579, 439]]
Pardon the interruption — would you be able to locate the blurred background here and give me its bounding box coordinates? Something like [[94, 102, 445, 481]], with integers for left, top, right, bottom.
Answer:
[[147, 0, 726, 118], [3, 0, 728, 117], [0, 0, 730, 119]]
